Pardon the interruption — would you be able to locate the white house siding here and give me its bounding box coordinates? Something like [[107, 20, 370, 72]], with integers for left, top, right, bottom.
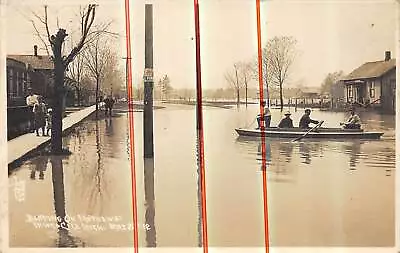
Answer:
[[366, 79, 381, 104], [380, 69, 396, 112]]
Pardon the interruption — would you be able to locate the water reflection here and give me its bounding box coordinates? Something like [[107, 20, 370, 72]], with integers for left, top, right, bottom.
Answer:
[[143, 158, 156, 247], [30, 156, 49, 180], [299, 142, 312, 165], [50, 155, 79, 247], [105, 118, 113, 135], [277, 142, 294, 163], [257, 140, 272, 164], [344, 141, 361, 169], [196, 149, 202, 248]]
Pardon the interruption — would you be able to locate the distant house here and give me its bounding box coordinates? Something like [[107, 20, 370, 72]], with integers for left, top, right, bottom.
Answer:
[[341, 51, 396, 113], [7, 45, 54, 106], [299, 87, 321, 99]]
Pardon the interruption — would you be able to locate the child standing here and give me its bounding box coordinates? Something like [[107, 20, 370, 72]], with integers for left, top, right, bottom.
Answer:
[[46, 108, 52, 136]]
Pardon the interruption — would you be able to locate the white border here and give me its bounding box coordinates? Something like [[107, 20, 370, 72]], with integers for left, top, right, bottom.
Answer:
[[1, 1, 399, 253]]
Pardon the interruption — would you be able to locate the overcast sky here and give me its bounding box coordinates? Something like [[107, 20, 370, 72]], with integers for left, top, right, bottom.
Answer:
[[4, 0, 398, 90]]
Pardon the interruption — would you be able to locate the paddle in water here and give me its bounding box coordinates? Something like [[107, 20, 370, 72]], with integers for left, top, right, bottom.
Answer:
[[292, 120, 324, 142]]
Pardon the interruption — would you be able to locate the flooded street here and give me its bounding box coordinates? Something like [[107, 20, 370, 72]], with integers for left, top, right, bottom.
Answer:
[[8, 104, 395, 247]]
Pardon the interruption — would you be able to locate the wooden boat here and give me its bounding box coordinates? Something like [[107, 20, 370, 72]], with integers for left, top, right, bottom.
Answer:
[[235, 127, 384, 139]]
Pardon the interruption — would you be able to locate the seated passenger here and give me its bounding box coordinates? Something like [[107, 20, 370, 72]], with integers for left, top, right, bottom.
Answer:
[[278, 111, 294, 128], [341, 108, 361, 129]]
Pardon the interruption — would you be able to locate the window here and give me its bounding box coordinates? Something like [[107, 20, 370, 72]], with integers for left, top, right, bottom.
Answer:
[[16, 71, 22, 97], [369, 80, 375, 98], [9, 69, 16, 98], [347, 86, 353, 99]]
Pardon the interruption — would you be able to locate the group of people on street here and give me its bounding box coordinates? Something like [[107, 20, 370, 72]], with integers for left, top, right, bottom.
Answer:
[[256, 102, 361, 130], [26, 88, 52, 136], [103, 95, 115, 116]]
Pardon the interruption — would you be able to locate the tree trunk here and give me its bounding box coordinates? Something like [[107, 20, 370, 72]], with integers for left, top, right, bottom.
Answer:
[[236, 89, 240, 106], [76, 85, 81, 106], [95, 77, 99, 119], [51, 61, 65, 154], [279, 82, 283, 111]]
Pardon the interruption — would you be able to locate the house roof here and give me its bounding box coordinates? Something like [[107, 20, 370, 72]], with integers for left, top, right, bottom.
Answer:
[[342, 59, 396, 81], [7, 55, 54, 70]]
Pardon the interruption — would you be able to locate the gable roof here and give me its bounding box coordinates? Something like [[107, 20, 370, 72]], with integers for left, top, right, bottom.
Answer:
[[342, 59, 396, 81], [7, 55, 54, 70]]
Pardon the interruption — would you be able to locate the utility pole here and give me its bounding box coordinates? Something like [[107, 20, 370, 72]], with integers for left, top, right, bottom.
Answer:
[[143, 4, 154, 158], [234, 64, 240, 107], [245, 74, 248, 107]]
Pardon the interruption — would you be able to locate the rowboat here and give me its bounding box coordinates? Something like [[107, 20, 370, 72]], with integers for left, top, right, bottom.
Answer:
[[235, 127, 384, 139]]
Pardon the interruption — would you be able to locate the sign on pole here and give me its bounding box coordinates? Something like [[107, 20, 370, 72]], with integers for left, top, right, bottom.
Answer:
[[143, 68, 153, 82]]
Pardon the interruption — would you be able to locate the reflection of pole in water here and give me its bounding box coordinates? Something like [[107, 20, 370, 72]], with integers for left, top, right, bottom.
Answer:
[[144, 158, 156, 247], [196, 140, 202, 247], [51, 156, 76, 247]]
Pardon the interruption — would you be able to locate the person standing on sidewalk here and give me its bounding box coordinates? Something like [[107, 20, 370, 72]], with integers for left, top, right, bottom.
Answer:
[[26, 88, 38, 132], [33, 96, 47, 136]]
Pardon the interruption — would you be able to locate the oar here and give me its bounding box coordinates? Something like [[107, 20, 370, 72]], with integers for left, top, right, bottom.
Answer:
[[246, 117, 257, 129], [292, 120, 324, 142]]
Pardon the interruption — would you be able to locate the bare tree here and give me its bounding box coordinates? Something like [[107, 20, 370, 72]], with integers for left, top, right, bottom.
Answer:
[[66, 48, 86, 106], [30, 5, 97, 154], [83, 37, 116, 118], [160, 75, 172, 101], [225, 63, 242, 106], [264, 36, 297, 111], [237, 61, 253, 107]]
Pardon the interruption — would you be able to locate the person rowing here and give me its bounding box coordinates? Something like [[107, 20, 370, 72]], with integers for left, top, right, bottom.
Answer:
[[256, 101, 271, 129], [299, 108, 321, 129], [340, 107, 361, 129]]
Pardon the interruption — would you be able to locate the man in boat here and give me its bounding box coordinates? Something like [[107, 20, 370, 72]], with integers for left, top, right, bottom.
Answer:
[[256, 101, 271, 129], [340, 107, 361, 129], [278, 111, 294, 128], [299, 108, 320, 129]]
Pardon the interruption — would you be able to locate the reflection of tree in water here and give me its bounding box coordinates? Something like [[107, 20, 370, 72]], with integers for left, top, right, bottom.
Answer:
[[144, 158, 156, 247], [30, 155, 49, 180], [85, 120, 109, 214], [51, 155, 84, 247], [70, 120, 110, 215]]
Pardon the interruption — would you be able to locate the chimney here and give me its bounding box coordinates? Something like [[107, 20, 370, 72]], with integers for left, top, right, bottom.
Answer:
[[34, 45, 38, 56], [385, 51, 391, 61]]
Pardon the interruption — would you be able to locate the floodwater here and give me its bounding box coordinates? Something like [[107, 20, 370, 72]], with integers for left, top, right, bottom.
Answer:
[[8, 103, 395, 247]]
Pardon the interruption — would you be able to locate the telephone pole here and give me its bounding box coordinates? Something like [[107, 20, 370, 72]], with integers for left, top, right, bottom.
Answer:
[[143, 4, 154, 158]]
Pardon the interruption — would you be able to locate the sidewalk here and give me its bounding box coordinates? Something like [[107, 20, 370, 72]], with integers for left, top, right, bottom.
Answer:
[[8, 104, 100, 167]]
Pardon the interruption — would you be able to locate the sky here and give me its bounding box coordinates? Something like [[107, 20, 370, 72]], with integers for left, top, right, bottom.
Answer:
[[3, 0, 398, 90]]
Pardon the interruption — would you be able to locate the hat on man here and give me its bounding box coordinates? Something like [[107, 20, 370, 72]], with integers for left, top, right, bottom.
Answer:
[[284, 111, 291, 116], [305, 108, 311, 113]]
